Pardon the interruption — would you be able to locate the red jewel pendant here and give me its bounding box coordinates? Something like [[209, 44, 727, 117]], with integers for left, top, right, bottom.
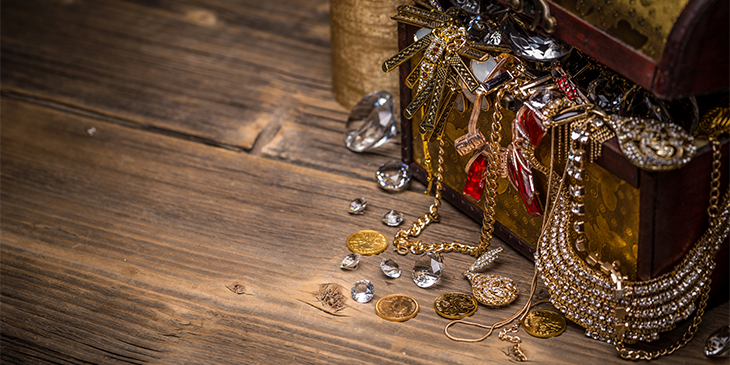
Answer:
[[514, 105, 547, 147], [506, 144, 543, 216], [463, 153, 488, 201]]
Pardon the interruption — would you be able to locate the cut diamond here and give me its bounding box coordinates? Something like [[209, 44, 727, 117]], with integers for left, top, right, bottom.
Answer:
[[382, 210, 405, 227], [340, 253, 361, 270], [376, 161, 411, 192], [345, 91, 397, 153], [348, 197, 367, 214], [502, 16, 570, 61], [351, 279, 374, 303], [412, 251, 443, 288], [380, 258, 401, 278], [705, 326, 730, 357]]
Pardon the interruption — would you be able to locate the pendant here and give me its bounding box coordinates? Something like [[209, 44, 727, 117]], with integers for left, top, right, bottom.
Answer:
[[463, 247, 519, 307], [465, 272, 519, 307], [506, 143, 543, 216]]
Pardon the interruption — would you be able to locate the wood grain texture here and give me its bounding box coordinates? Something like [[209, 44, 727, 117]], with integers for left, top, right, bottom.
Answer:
[[1, 0, 728, 364], [1, 0, 336, 151], [4, 97, 726, 365]]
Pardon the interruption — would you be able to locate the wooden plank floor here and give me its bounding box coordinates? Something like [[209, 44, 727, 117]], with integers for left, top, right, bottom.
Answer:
[[1, 1, 727, 364]]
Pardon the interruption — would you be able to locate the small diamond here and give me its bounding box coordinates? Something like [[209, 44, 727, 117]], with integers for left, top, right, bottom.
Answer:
[[351, 279, 374, 303], [412, 251, 443, 288], [380, 258, 401, 278], [340, 253, 361, 270], [382, 210, 405, 226], [376, 161, 411, 192], [348, 198, 367, 214]]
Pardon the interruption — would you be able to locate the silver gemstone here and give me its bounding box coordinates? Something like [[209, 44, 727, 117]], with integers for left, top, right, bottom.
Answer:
[[351, 279, 374, 303], [502, 16, 570, 61], [376, 161, 411, 192], [382, 210, 405, 227], [412, 251, 443, 288], [467, 247, 503, 273], [345, 90, 397, 153], [340, 253, 361, 270], [705, 325, 730, 357], [380, 258, 401, 278], [348, 197, 367, 214], [451, 0, 481, 14]]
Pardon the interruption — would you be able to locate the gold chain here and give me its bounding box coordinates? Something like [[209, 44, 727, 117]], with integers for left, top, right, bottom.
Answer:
[[393, 86, 515, 257], [499, 323, 527, 361], [394, 138, 488, 256], [708, 137, 722, 221]]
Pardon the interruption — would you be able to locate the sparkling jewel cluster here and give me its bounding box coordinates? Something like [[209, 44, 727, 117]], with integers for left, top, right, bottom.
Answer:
[[535, 122, 730, 345], [606, 114, 696, 171]]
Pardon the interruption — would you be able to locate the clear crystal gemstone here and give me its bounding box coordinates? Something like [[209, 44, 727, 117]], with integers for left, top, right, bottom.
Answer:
[[340, 253, 361, 270], [348, 197, 367, 214], [380, 258, 401, 278], [376, 161, 411, 192], [412, 251, 443, 288], [382, 210, 405, 227], [345, 90, 397, 153], [351, 279, 374, 303], [502, 16, 570, 61]]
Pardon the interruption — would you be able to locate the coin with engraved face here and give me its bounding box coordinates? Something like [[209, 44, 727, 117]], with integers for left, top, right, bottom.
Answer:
[[522, 310, 567, 338], [434, 292, 478, 319], [347, 230, 388, 255], [375, 294, 419, 322]]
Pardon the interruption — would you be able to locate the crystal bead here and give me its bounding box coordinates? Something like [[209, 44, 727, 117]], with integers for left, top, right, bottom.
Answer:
[[382, 210, 405, 227], [348, 197, 367, 214], [340, 253, 361, 270], [571, 128, 590, 143], [351, 279, 374, 303], [345, 90, 397, 152], [568, 150, 585, 162], [376, 161, 411, 192], [412, 251, 443, 288], [380, 258, 401, 278], [571, 202, 585, 215]]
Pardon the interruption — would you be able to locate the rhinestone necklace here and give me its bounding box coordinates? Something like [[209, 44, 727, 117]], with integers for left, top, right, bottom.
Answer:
[[536, 118, 730, 360]]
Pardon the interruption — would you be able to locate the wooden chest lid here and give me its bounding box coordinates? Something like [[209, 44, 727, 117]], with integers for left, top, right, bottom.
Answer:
[[530, 0, 729, 99]]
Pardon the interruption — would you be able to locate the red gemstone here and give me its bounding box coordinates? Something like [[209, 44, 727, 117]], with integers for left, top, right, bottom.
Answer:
[[515, 105, 547, 147], [463, 154, 488, 201], [506, 145, 543, 216]]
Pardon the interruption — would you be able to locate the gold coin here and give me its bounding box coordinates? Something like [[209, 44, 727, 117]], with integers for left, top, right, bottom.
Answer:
[[346, 230, 388, 255], [522, 310, 567, 338], [375, 294, 419, 322], [434, 292, 478, 319]]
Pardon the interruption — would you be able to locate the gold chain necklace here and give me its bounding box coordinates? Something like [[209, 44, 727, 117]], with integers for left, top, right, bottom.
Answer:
[[393, 85, 516, 257]]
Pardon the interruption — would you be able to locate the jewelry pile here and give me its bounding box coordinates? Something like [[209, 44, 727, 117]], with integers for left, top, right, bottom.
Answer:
[[378, 0, 729, 361]]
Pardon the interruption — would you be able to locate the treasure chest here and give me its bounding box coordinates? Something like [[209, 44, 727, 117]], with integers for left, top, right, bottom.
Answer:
[[391, 0, 730, 306]]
